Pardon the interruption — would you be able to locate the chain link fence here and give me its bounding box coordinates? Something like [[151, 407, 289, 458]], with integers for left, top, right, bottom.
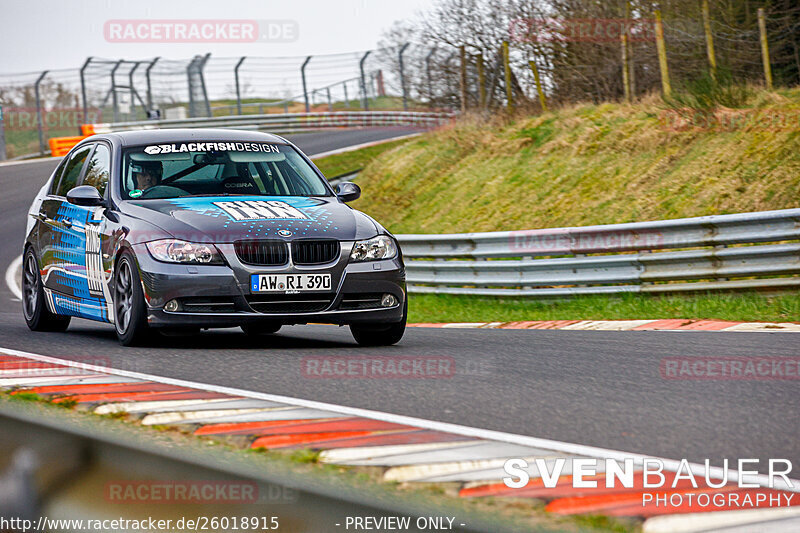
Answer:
[[0, 48, 428, 159], [1, 3, 798, 159]]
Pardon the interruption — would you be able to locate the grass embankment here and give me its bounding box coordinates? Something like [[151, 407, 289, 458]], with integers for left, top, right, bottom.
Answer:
[[345, 89, 800, 323]]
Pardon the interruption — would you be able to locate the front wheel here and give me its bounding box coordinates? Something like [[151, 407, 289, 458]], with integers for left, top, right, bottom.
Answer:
[[114, 252, 149, 346], [350, 301, 407, 346], [21, 247, 71, 332]]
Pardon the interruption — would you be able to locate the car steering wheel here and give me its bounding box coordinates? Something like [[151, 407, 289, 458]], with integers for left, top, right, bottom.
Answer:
[[136, 185, 191, 199]]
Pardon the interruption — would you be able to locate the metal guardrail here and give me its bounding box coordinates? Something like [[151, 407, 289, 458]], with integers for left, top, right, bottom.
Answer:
[[84, 111, 454, 135], [396, 208, 800, 296]]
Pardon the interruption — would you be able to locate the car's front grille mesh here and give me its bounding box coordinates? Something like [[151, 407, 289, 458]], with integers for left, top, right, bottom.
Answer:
[[235, 240, 289, 266], [180, 297, 237, 313], [246, 294, 332, 314], [292, 240, 339, 265]]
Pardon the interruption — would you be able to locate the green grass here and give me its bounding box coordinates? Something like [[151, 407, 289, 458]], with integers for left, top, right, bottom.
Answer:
[[351, 88, 800, 233], [408, 291, 800, 323], [311, 138, 411, 178]]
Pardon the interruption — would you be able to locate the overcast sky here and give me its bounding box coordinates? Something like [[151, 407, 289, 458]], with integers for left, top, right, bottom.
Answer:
[[0, 0, 435, 75]]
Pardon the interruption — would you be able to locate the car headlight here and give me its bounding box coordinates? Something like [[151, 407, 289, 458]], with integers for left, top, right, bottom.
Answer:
[[350, 235, 397, 262], [145, 240, 224, 264]]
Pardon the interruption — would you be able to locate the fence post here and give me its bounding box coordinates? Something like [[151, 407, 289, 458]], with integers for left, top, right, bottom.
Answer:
[[425, 47, 437, 106], [111, 60, 122, 122], [758, 8, 773, 90], [343, 81, 349, 108], [529, 60, 547, 112], [0, 104, 6, 162], [128, 62, 140, 120], [476, 52, 485, 109], [654, 10, 671, 98], [359, 51, 371, 111], [621, 33, 631, 102], [701, 0, 717, 81], [34, 71, 48, 155], [502, 41, 513, 113], [234, 56, 246, 115], [398, 43, 410, 111], [459, 45, 467, 112], [624, 0, 635, 98], [79, 57, 92, 125], [301, 55, 312, 113], [145, 57, 159, 114], [199, 53, 212, 117], [326, 86, 332, 112]]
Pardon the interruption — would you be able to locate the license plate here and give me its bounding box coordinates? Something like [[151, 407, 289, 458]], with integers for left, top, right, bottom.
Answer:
[[250, 273, 331, 293]]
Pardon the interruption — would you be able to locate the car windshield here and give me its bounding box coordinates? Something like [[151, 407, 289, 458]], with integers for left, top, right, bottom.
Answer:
[[121, 141, 331, 199]]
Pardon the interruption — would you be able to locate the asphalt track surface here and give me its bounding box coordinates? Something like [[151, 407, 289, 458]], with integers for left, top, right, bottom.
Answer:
[[1, 128, 798, 478]]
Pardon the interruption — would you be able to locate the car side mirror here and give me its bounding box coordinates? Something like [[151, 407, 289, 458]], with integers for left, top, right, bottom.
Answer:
[[66, 185, 105, 207], [335, 182, 361, 203]]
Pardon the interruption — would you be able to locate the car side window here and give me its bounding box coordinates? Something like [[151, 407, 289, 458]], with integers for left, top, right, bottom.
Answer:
[[56, 144, 93, 197], [49, 157, 69, 195], [81, 144, 110, 196]]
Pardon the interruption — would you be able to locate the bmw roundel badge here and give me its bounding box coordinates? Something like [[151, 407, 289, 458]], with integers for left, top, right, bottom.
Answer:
[[277, 229, 293, 237]]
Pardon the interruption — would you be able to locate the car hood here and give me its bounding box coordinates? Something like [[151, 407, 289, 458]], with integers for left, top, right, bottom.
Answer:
[[120, 196, 378, 243]]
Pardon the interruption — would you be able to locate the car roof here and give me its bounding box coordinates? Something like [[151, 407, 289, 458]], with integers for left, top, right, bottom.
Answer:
[[98, 128, 287, 147]]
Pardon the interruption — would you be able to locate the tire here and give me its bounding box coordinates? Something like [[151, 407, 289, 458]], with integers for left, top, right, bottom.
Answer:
[[350, 300, 407, 346], [113, 252, 149, 346], [21, 247, 71, 332], [241, 322, 282, 336]]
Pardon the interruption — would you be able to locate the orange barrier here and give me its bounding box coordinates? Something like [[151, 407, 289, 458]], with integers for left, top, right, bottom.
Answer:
[[48, 135, 88, 157]]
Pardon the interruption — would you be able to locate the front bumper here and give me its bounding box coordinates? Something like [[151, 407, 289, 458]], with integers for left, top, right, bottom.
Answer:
[[131, 242, 406, 328]]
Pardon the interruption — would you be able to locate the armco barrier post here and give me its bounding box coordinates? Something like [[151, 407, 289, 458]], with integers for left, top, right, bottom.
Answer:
[[0, 104, 6, 162], [359, 51, 371, 111], [301, 55, 312, 113], [398, 43, 410, 111], [34, 71, 48, 155], [234, 56, 246, 115]]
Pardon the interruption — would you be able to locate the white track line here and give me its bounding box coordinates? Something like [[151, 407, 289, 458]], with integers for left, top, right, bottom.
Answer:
[[0, 157, 60, 168], [1, 346, 797, 492], [5, 255, 22, 301]]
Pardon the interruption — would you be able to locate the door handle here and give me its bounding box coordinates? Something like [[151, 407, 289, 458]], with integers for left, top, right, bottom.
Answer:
[[62, 219, 73, 228]]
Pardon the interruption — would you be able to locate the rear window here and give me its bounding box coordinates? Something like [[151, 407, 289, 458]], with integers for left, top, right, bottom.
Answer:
[[120, 141, 330, 200]]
